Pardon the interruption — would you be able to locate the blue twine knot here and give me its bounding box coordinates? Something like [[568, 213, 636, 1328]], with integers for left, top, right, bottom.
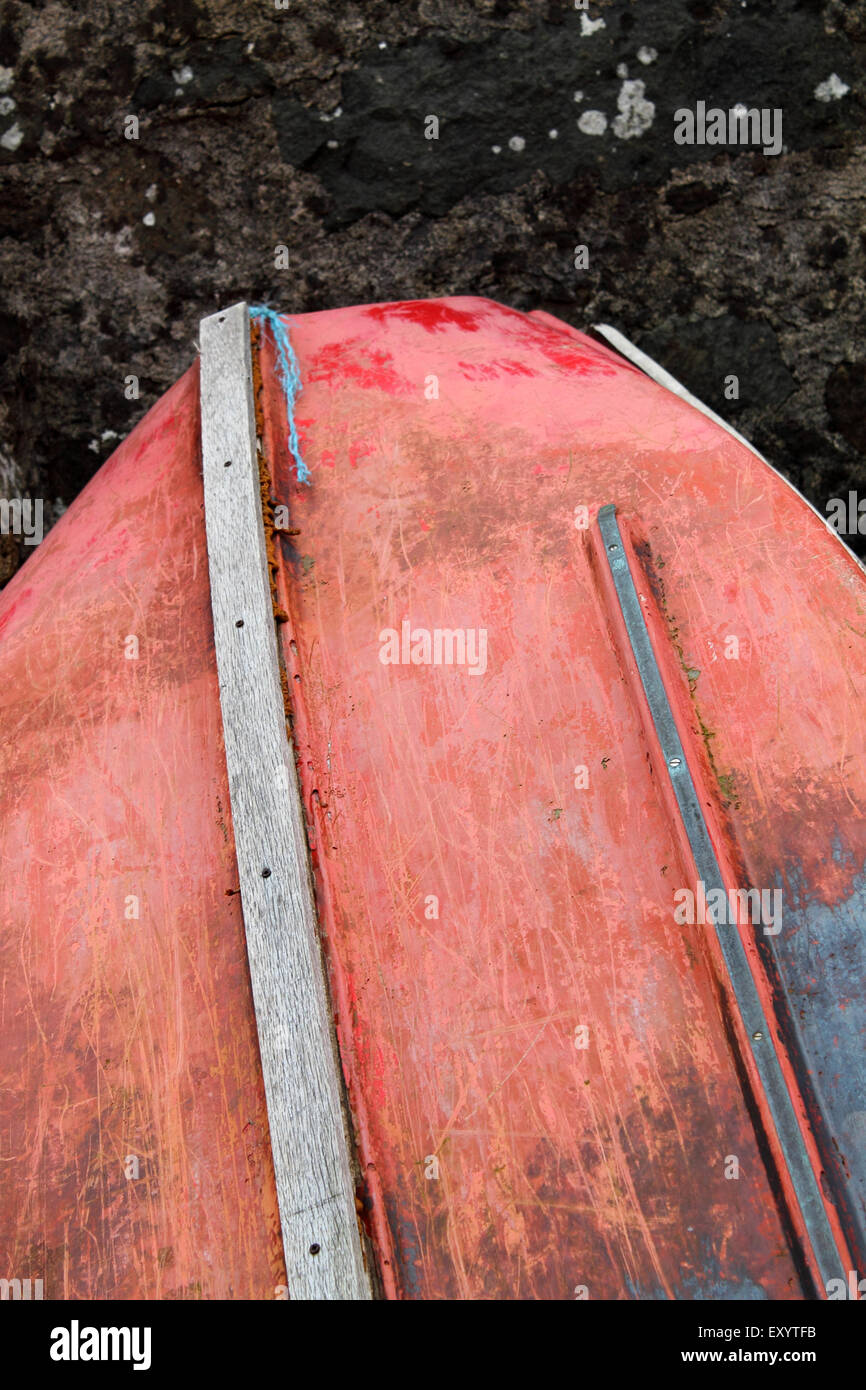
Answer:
[[249, 304, 311, 486]]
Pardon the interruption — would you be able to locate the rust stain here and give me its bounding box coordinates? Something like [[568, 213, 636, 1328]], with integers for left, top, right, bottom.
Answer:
[[251, 315, 382, 1295], [251, 319, 296, 738], [634, 536, 741, 810]]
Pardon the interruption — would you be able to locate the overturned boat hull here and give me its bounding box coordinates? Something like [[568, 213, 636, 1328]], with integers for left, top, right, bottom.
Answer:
[[1, 297, 864, 1300]]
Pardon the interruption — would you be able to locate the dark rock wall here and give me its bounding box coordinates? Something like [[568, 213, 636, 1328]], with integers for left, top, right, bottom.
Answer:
[[1, 0, 864, 582]]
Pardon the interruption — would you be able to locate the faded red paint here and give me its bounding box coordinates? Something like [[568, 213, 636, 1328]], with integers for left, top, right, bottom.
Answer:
[[4, 294, 865, 1303], [0, 366, 285, 1299], [258, 296, 866, 1299]]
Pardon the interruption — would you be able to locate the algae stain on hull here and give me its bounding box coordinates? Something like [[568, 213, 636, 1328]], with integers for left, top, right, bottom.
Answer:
[[633, 538, 741, 811]]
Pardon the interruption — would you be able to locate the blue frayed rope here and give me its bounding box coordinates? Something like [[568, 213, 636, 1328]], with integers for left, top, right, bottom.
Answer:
[[249, 305, 311, 486]]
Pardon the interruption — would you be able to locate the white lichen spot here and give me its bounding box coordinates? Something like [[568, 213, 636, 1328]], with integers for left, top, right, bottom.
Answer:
[[145, 183, 158, 202], [491, 144, 502, 154], [378, 41, 387, 49], [88, 439, 100, 454], [246, 42, 255, 54], [508, 134, 526, 152], [611, 79, 655, 139], [0, 96, 15, 116], [814, 73, 850, 103], [573, 90, 584, 103], [0, 121, 23, 151], [172, 65, 193, 86], [616, 62, 629, 79], [578, 109, 608, 136], [0, 67, 13, 94], [580, 14, 606, 37], [320, 106, 343, 123], [637, 46, 658, 65], [142, 211, 156, 226], [101, 429, 118, 443], [548, 128, 559, 139], [326, 139, 338, 148]]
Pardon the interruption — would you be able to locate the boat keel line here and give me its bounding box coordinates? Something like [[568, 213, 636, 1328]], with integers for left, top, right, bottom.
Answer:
[[597, 503, 849, 1296], [199, 301, 372, 1300]]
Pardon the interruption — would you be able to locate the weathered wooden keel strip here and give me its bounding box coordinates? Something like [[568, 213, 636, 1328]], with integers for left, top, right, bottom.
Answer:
[[199, 301, 372, 1301]]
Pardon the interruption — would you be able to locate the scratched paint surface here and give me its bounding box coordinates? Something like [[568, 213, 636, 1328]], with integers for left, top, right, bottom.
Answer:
[[0, 366, 285, 1298], [627, 466, 866, 1263], [258, 297, 865, 1298]]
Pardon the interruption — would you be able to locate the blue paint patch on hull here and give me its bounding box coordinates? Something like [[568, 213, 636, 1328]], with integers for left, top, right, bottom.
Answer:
[[764, 858, 866, 1261]]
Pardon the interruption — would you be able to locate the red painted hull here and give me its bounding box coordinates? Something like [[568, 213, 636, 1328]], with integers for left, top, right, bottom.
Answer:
[[0, 367, 284, 1298], [2, 298, 865, 1299]]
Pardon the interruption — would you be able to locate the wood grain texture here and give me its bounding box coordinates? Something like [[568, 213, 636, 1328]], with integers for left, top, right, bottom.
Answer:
[[199, 303, 371, 1300]]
